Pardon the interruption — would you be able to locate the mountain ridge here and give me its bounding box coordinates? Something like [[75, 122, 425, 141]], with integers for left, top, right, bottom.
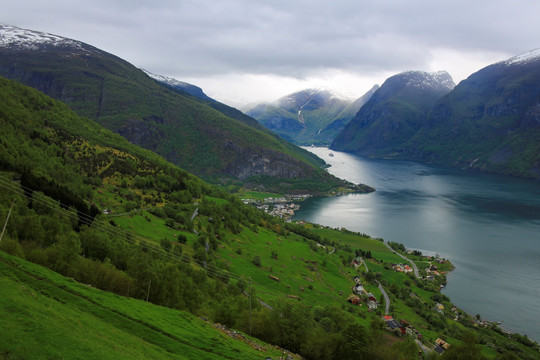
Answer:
[[403, 52, 540, 178], [331, 54, 540, 179], [331, 70, 455, 156], [0, 24, 354, 193]]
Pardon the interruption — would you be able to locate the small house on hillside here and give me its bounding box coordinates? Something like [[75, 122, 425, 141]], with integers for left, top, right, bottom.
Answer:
[[347, 294, 361, 305], [434, 338, 450, 354], [383, 316, 406, 336], [352, 283, 364, 295], [367, 293, 378, 310]]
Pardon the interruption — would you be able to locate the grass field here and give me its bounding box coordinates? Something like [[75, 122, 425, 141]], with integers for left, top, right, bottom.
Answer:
[[93, 210, 540, 359], [0, 251, 284, 360]]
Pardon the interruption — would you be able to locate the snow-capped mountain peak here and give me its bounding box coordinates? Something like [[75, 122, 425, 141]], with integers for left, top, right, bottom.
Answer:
[[503, 48, 540, 66], [142, 69, 192, 88], [398, 70, 455, 91], [0, 24, 87, 51]]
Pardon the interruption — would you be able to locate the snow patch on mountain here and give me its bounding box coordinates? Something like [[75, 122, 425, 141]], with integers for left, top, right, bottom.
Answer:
[[142, 69, 192, 88], [0, 24, 87, 51], [503, 48, 540, 66], [279, 88, 352, 107], [400, 70, 455, 91]]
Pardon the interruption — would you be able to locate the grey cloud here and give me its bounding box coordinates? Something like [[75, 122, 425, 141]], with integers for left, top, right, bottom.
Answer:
[[3, 0, 540, 79]]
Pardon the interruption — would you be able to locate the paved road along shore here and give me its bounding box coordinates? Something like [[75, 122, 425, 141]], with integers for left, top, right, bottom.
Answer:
[[383, 242, 420, 278]]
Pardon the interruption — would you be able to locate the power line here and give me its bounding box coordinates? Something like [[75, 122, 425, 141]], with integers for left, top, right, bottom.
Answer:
[[0, 175, 405, 359], [0, 175, 243, 281], [0, 199, 15, 243]]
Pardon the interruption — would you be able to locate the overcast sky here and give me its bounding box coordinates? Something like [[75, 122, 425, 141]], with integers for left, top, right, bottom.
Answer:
[[3, 0, 540, 106]]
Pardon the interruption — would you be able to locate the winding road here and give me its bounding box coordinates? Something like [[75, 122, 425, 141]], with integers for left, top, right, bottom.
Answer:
[[383, 242, 420, 278], [359, 257, 369, 273], [359, 257, 389, 315], [377, 281, 390, 315]]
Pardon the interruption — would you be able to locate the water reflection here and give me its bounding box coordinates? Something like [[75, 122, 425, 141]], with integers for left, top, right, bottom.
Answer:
[[295, 147, 540, 341]]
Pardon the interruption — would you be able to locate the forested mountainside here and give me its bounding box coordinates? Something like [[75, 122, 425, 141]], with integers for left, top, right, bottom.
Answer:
[[331, 71, 454, 157], [0, 24, 351, 193], [1, 77, 538, 359], [332, 51, 540, 179], [402, 50, 540, 179]]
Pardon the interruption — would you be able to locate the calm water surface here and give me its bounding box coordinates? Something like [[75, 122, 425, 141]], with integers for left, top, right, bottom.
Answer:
[[294, 147, 540, 341]]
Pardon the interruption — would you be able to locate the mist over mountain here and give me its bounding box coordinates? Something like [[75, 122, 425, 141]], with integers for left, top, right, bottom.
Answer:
[[245, 86, 378, 146]]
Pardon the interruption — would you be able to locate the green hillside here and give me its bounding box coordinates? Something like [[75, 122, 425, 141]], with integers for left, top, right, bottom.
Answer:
[[0, 251, 286, 360], [404, 61, 540, 179], [1, 77, 538, 359], [331, 71, 454, 157], [0, 25, 355, 193]]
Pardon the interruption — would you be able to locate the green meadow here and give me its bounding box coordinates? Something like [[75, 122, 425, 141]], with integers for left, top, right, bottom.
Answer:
[[0, 251, 284, 360]]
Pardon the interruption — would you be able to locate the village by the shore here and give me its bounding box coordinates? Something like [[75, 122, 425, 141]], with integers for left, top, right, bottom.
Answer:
[[242, 194, 312, 219]]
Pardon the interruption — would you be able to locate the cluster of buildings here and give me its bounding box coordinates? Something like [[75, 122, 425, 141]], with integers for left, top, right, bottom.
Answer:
[[424, 263, 447, 281], [382, 316, 426, 342], [382, 315, 453, 355], [391, 263, 413, 273], [346, 275, 378, 310], [242, 194, 311, 219]]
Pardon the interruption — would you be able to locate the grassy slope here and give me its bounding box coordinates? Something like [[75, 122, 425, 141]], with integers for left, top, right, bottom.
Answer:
[[108, 211, 540, 359], [0, 251, 283, 360]]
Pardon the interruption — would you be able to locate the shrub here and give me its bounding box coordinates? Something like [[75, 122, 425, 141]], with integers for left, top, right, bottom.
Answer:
[[252, 255, 262, 267]]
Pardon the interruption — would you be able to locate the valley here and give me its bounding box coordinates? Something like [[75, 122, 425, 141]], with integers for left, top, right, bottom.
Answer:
[[1, 22, 539, 360]]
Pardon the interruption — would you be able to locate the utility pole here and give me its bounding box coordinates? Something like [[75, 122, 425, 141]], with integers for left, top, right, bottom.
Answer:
[[146, 279, 151, 302], [0, 200, 15, 244], [249, 277, 252, 336]]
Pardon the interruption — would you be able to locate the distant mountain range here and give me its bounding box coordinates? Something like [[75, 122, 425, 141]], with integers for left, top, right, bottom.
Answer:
[[331, 52, 540, 179], [0, 24, 355, 193], [245, 86, 378, 146]]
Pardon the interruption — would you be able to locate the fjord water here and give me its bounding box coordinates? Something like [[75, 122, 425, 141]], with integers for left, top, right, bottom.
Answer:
[[294, 147, 540, 341]]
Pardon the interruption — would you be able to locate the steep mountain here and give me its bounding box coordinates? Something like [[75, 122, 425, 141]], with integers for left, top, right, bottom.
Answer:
[[245, 87, 377, 146], [331, 71, 455, 156], [403, 50, 540, 178], [0, 24, 345, 192], [332, 52, 540, 179]]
